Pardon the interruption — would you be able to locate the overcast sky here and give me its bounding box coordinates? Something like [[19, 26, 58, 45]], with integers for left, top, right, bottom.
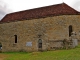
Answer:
[[0, 0, 80, 20]]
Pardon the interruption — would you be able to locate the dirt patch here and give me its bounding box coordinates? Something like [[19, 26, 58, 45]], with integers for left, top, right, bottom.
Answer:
[[0, 54, 8, 60]]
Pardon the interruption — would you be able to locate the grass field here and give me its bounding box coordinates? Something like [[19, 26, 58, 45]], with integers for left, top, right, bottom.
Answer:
[[0, 46, 80, 60]]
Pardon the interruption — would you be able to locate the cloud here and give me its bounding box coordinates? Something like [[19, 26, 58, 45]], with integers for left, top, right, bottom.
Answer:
[[0, 0, 12, 20], [72, 0, 80, 12]]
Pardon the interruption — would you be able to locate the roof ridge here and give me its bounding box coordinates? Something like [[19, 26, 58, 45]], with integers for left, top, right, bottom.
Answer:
[[1, 3, 80, 23], [7, 3, 64, 15], [63, 3, 78, 12]]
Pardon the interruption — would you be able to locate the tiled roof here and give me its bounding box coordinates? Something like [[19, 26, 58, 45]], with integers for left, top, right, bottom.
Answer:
[[1, 3, 79, 23]]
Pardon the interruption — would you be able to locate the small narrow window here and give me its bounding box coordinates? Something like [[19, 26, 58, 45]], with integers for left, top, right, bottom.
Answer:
[[14, 35, 17, 43], [69, 25, 73, 37]]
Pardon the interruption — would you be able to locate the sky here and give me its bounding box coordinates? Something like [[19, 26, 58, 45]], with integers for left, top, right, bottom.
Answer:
[[0, 0, 80, 20]]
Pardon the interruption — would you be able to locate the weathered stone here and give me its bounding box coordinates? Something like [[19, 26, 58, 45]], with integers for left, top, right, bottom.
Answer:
[[0, 15, 80, 52]]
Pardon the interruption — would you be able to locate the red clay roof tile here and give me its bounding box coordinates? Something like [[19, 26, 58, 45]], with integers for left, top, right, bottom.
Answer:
[[1, 3, 79, 23]]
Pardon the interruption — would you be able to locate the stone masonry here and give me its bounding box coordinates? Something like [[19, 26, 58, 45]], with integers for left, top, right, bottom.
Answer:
[[0, 15, 80, 52]]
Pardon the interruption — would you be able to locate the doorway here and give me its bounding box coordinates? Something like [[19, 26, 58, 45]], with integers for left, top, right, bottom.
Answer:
[[38, 39, 42, 51], [0, 43, 2, 52]]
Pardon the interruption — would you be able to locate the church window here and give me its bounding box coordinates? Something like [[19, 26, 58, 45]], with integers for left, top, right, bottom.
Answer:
[[69, 25, 73, 37], [14, 35, 17, 43]]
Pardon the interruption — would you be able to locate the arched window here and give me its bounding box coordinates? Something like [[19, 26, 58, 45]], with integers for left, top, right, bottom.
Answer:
[[69, 25, 73, 37]]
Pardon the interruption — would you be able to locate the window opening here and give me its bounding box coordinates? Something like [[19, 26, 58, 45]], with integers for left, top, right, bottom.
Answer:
[[14, 35, 17, 43], [69, 25, 73, 37]]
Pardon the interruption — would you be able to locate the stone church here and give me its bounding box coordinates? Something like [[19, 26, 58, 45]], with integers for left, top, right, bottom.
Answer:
[[0, 3, 80, 52]]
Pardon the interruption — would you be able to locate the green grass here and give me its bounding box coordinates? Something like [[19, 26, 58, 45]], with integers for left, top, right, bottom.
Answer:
[[0, 46, 80, 60]]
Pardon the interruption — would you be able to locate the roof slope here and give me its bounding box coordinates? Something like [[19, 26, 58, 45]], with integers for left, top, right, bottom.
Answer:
[[1, 3, 79, 23]]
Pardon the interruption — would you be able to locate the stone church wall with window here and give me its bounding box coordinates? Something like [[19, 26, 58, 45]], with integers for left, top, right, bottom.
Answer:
[[0, 15, 80, 52]]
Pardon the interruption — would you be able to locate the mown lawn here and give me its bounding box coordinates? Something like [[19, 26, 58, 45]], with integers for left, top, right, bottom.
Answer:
[[0, 46, 80, 60]]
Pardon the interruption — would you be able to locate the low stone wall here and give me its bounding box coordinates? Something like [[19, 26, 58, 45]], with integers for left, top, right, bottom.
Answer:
[[47, 39, 78, 50]]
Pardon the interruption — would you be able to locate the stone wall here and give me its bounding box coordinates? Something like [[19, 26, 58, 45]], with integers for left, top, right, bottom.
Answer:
[[0, 15, 80, 52]]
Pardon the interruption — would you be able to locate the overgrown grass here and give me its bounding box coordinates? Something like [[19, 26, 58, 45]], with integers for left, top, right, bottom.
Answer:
[[0, 45, 80, 60]]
